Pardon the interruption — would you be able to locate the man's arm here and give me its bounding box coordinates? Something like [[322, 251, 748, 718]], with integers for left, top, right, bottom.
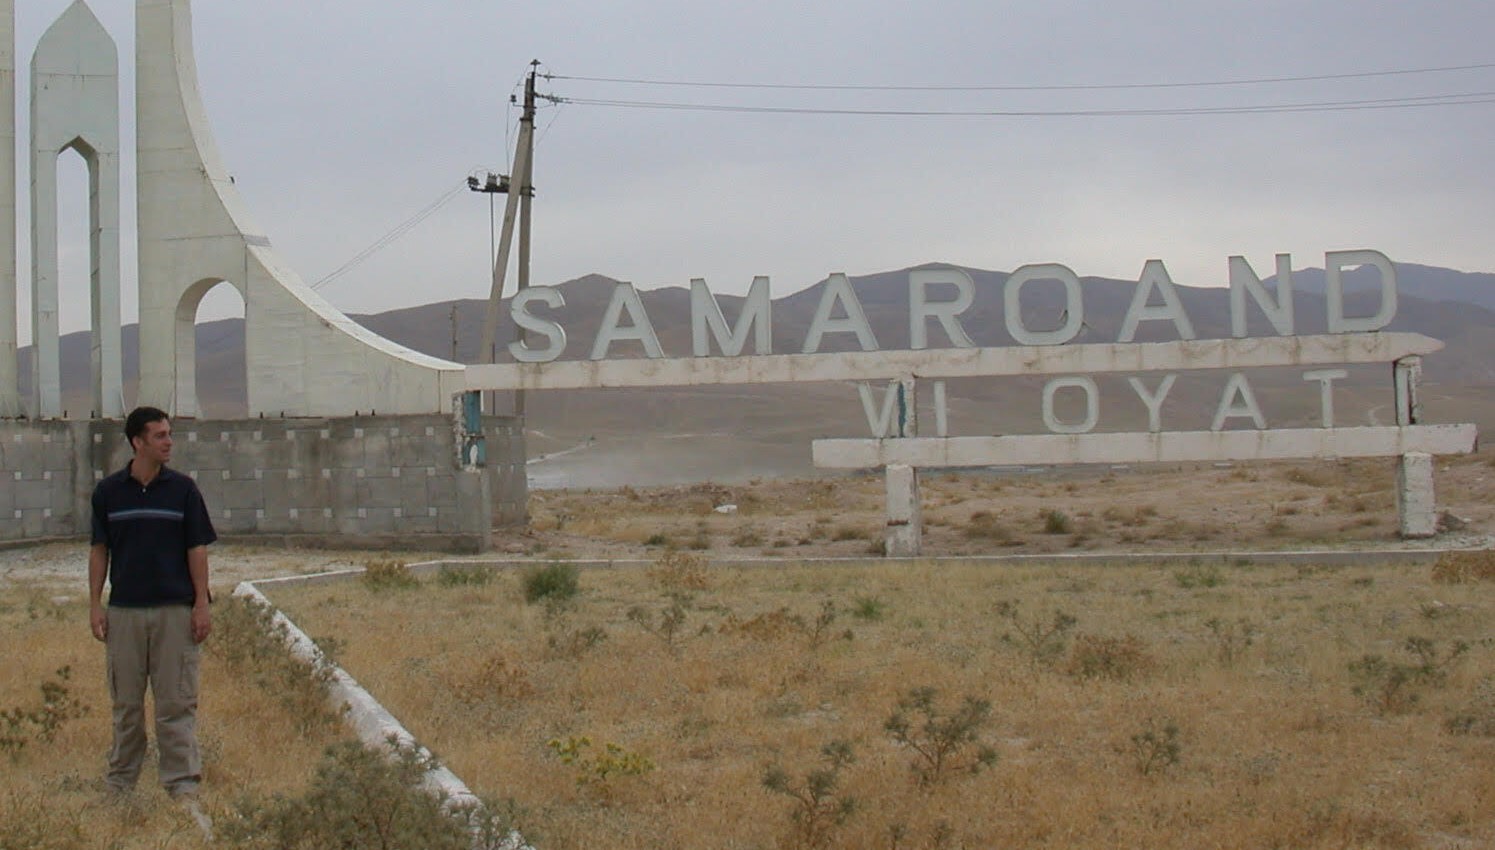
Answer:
[[88, 543, 109, 642], [188, 545, 211, 643]]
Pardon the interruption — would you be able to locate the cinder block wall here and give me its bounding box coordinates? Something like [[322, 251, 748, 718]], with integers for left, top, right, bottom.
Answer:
[[1, 415, 526, 551]]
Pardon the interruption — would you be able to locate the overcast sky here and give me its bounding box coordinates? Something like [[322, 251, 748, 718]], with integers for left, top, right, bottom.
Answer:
[[14, 0, 1495, 338]]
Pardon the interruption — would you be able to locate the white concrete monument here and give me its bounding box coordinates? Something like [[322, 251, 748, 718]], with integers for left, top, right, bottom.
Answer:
[[0, 0, 462, 421], [135, 0, 461, 417]]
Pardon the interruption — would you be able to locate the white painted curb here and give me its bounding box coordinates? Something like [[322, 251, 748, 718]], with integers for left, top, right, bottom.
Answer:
[[233, 575, 530, 849]]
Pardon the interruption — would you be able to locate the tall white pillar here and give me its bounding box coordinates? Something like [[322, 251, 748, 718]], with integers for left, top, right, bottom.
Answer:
[[30, 1, 122, 419], [0, 1, 18, 418]]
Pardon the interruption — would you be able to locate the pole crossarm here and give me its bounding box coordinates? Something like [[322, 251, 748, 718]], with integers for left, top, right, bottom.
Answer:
[[465, 332, 1443, 392], [812, 424, 1477, 469]]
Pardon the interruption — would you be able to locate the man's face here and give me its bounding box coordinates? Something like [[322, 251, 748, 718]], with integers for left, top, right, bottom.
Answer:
[[132, 419, 173, 466]]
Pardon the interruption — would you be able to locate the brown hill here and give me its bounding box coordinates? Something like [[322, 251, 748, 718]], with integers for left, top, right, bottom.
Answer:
[[20, 262, 1495, 484]]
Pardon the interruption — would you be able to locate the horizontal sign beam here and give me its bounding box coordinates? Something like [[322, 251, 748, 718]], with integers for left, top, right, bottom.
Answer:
[[812, 424, 1478, 469], [465, 333, 1442, 392]]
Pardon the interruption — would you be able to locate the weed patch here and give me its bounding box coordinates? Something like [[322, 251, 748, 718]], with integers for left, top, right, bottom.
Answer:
[[435, 564, 493, 587], [0, 667, 87, 762]]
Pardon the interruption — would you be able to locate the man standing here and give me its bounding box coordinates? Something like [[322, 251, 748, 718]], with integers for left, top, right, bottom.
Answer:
[[88, 406, 216, 798]]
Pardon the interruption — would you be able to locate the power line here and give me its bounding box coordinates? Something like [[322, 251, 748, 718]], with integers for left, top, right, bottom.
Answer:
[[312, 180, 469, 291], [546, 61, 1495, 92], [556, 89, 1495, 118]]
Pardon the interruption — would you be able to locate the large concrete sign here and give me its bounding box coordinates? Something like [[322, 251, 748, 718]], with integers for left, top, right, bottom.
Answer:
[[467, 254, 1477, 554]]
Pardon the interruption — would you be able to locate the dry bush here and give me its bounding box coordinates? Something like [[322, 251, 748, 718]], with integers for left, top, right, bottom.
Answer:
[[1281, 466, 1332, 487], [1431, 550, 1495, 584], [964, 511, 1021, 546], [1446, 676, 1495, 737], [832, 525, 871, 542], [363, 559, 419, 591], [448, 654, 535, 707], [1065, 634, 1155, 681], [722, 607, 806, 642], [646, 550, 710, 592]]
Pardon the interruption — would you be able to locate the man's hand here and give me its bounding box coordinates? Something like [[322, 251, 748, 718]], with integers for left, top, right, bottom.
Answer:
[[90, 604, 108, 642], [191, 602, 212, 644]]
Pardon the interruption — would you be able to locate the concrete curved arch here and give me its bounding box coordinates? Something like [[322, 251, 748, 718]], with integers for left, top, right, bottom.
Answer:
[[135, 0, 463, 418], [30, 0, 123, 419], [172, 277, 245, 419]]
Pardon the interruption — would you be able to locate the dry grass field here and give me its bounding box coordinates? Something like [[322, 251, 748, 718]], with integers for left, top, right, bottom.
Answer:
[[272, 551, 1495, 850], [0, 563, 358, 849], [1, 451, 1490, 848], [510, 451, 1495, 561]]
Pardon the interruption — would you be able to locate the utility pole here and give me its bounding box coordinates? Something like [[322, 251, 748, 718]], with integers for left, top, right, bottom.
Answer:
[[479, 60, 545, 419], [450, 304, 459, 361]]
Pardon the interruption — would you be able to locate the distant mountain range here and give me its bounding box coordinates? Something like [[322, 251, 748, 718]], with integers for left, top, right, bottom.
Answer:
[[19, 263, 1495, 467]]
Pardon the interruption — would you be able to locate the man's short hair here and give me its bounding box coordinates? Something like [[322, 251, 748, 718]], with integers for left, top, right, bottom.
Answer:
[[125, 406, 171, 448]]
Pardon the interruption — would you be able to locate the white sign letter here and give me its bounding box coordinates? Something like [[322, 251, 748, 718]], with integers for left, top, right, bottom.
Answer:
[[1119, 260, 1196, 343], [1042, 377, 1099, 435], [859, 381, 905, 438], [692, 277, 772, 357], [1326, 249, 1398, 333], [1005, 263, 1084, 346], [508, 286, 567, 363], [1229, 254, 1295, 338], [909, 269, 975, 350], [1127, 374, 1177, 433], [803, 273, 879, 354], [1303, 369, 1348, 428], [1212, 373, 1266, 431], [933, 381, 949, 438], [592, 283, 664, 360]]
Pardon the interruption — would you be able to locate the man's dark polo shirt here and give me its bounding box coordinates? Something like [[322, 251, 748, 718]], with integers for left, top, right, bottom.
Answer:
[[91, 464, 217, 608]]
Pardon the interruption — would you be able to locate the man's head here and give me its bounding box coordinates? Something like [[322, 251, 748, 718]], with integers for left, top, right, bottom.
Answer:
[[125, 406, 172, 465]]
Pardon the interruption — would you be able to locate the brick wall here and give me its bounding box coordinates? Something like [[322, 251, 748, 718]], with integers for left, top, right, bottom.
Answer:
[[0, 414, 526, 552]]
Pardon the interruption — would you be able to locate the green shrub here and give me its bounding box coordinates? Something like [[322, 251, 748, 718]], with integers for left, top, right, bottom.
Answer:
[[1131, 717, 1182, 775], [850, 596, 887, 622], [884, 687, 998, 786], [547, 736, 655, 797], [219, 738, 524, 850], [995, 600, 1076, 665], [1041, 509, 1073, 535], [1349, 636, 1469, 714], [1175, 563, 1225, 589], [762, 739, 858, 850], [210, 596, 339, 733], [522, 563, 580, 604]]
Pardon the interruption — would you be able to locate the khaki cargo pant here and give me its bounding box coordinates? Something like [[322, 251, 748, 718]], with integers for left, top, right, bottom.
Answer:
[[105, 606, 201, 795]]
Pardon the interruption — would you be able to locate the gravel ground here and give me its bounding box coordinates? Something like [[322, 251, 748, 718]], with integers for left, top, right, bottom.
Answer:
[[0, 542, 452, 596]]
